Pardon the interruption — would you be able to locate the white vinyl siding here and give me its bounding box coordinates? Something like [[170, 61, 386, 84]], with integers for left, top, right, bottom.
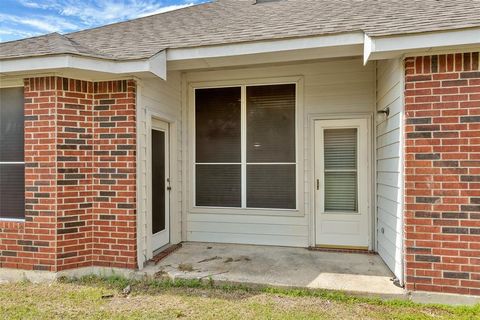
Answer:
[[184, 58, 375, 247], [375, 58, 404, 284], [137, 71, 182, 266]]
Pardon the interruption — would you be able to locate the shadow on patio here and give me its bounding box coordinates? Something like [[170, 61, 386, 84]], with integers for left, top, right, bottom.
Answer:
[[141, 242, 406, 299]]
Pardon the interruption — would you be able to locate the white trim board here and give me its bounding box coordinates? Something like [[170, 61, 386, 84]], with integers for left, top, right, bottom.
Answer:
[[187, 76, 305, 217], [0, 51, 166, 79], [365, 27, 480, 63]]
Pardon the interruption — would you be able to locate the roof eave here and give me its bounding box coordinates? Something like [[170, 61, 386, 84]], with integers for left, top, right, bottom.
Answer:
[[166, 32, 365, 70], [0, 51, 166, 80], [364, 27, 480, 64]]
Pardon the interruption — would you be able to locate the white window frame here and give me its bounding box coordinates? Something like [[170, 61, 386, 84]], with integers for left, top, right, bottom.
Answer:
[[188, 76, 304, 216], [0, 85, 25, 222]]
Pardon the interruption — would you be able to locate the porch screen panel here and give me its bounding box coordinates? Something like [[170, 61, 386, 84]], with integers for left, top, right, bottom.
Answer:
[[246, 84, 296, 209], [323, 128, 358, 212], [0, 87, 25, 219], [195, 87, 241, 207]]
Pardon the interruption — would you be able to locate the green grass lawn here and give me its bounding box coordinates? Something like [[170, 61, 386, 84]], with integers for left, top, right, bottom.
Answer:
[[0, 276, 478, 320]]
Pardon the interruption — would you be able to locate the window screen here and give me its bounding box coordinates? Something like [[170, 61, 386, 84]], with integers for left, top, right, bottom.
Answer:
[[194, 84, 296, 210], [195, 87, 241, 163], [246, 84, 295, 163], [195, 87, 242, 207], [246, 84, 296, 209], [323, 128, 358, 212], [0, 87, 25, 219]]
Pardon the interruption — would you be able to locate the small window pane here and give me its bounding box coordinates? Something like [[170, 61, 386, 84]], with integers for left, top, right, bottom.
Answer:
[[324, 172, 357, 212], [0, 87, 24, 162], [0, 164, 25, 219], [247, 164, 296, 209], [196, 165, 241, 207], [195, 87, 241, 163], [152, 129, 166, 234], [247, 84, 295, 163], [324, 128, 357, 170], [323, 128, 358, 212]]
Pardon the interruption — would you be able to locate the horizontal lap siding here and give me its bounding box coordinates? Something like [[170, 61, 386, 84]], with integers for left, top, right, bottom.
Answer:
[[137, 72, 182, 264], [185, 58, 375, 247], [376, 59, 404, 283]]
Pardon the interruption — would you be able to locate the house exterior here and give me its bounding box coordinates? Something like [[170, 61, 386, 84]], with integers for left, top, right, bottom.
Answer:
[[0, 0, 479, 297]]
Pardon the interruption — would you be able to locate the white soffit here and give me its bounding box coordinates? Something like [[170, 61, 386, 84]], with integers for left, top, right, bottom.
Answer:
[[364, 27, 480, 64], [0, 51, 167, 80]]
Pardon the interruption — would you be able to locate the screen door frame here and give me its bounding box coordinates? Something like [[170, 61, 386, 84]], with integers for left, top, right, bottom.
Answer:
[[150, 118, 170, 251]]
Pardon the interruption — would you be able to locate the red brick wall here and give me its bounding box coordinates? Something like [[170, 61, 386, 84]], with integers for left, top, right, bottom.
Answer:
[[404, 52, 480, 295], [0, 78, 57, 271], [56, 78, 94, 271], [0, 77, 137, 272], [91, 80, 137, 269]]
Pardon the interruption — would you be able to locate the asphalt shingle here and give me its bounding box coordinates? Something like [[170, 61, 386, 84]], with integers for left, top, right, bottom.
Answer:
[[1, 0, 480, 61]]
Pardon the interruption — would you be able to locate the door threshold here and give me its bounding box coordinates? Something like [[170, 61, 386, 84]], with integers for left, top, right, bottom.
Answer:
[[309, 245, 376, 254], [150, 243, 182, 265]]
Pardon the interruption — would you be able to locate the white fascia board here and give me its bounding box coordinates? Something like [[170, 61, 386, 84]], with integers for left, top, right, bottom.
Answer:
[[365, 27, 480, 62], [363, 34, 373, 65], [167, 32, 365, 61], [0, 52, 167, 80], [147, 50, 167, 79]]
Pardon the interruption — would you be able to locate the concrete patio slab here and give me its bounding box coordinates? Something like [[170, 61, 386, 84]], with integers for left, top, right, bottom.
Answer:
[[141, 242, 406, 299]]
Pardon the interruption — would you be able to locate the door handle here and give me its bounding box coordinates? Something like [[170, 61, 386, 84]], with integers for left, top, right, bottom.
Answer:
[[167, 178, 171, 191], [316, 179, 320, 190]]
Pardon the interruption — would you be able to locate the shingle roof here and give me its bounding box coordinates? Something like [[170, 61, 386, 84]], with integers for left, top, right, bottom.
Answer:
[[1, 0, 480, 61], [0, 32, 115, 60]]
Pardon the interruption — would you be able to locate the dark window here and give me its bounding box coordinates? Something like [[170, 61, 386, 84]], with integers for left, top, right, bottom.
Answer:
[[152, 129, 166, 233], [196, 165, 241, 207], [0, 87, 25, 219], [194, 84, 296, 210], [195, 87, 241, 163], [246, 84, 296, 209]]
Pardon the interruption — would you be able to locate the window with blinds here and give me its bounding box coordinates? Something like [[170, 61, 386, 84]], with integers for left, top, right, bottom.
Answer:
[[323, 128, 358, 212], [195, 87, 242, 208], [195, 84, 296, 210], [0, 87, 25, 220]]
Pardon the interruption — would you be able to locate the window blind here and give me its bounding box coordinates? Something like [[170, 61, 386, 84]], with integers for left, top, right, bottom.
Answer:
[[194, 84, 297, 210], [323, 128, 358, 212], [0, 87, 25, 219]]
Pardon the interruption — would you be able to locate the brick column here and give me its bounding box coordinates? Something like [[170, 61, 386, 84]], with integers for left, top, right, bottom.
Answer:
[[0, 76, 137, 272], [404, 52, 480, 295], [92, 80, 137, 269], [56, 78, 94, 271]]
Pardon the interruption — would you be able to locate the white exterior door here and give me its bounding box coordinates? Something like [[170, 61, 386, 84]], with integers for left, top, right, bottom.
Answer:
[[314, 119, 370, 249], [151, 119, 170, 251]]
